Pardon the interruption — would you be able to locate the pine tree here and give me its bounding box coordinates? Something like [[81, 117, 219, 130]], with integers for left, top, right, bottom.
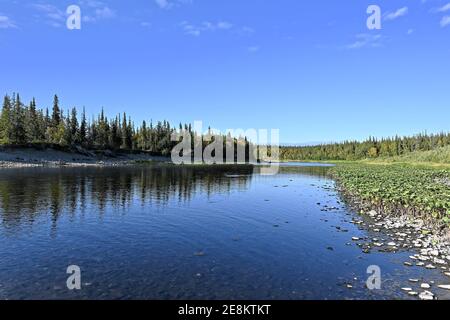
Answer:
[[0, 95, 12, 144], [70, 107, 79, 144], [63, 111, 72, 146], [10, 94, 26, 144], [127, 118, 133, 150], [79, 107, 87, 146], [110, 116, 121, 149], [121, 113, 128, 149], [52, 95, 61, 128], [26, 98, 40, 142]]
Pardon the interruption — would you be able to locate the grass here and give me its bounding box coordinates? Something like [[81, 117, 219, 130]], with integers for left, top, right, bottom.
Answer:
[[366, 145, 450, 166]]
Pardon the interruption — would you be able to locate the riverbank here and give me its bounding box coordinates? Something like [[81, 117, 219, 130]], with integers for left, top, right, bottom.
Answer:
[[0, 146, 170, 168], [330, 163, 450, 299], [331, 164, 450, 224]]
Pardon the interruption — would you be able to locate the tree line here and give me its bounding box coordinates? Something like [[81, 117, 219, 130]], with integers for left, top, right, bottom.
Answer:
[[0, 93, 254, 159], [0, 93, 193, 155], [280, 133, 450, 161]]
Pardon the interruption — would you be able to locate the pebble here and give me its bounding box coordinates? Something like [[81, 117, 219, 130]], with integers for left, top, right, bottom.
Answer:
[[368, 210, 378, 217], [438, 285, 450, 290], [430, 250, 440, 256], [347, 205, 450, 300], [419, 291, 434, 300], [374, 243, 383, 247]]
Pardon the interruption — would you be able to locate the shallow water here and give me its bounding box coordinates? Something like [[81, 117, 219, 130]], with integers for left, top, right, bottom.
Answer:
[[0, 164, 449, 300]]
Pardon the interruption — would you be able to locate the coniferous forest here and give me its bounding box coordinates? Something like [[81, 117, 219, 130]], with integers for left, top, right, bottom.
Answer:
[[280, 133, 450, 161], [0, 93, 178, 155], [0, 93, 253, 159], [1, 93, 449, 162]]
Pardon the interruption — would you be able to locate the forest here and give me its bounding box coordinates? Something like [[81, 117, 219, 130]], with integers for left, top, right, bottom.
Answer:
[[0, 93, 180, 155], [0, 93, 254, 160], [2, 93, 449, 162], [280, 132, 450, 161]]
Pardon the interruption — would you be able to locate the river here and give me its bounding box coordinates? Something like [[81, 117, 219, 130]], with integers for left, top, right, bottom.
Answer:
[[0, 164, 449, 299]]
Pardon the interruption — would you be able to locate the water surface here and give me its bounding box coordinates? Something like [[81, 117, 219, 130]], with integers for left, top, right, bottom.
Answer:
[[0, 164, 448, 299]]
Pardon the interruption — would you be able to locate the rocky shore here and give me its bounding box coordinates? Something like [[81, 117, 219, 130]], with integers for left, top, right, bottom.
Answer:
[[338, 187, 450, 300], [0, 146, 170, 168]]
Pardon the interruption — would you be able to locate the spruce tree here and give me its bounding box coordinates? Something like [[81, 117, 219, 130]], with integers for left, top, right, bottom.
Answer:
[[63, 111, 72, 145], [10, 94, 26, 144], [121, 113, 128, 149], [52, 95, 61, 128], [79, 107, 87, 146], [70, 107, 79, 144], [0, 95, 12, 144], [26, 98, 39, 142]]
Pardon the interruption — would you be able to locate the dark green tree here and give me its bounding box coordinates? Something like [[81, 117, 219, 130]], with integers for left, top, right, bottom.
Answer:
[[0, 95, 12, 144]]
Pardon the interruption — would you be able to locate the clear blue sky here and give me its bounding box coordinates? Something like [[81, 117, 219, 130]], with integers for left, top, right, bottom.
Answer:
[[0, 0, 449, 144]]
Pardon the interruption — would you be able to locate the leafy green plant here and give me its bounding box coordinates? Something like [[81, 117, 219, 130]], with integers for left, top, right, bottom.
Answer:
[[332, 164, 450, 223]]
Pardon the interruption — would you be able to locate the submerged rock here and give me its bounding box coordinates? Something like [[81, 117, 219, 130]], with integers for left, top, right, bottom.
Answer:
[[438, 285, 450, 290], [421, 283, 431, 289], [419, 291, 435, 300], [404, 262, 413, 267]]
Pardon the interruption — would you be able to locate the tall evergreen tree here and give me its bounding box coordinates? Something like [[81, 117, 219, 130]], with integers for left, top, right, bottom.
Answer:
[[121, 113, 129, 149], [70, 107, 79, 144], [52, 95, 61, 128], [10, 94, 26, 144], [26, 98, 40, 142], [0, 95, 12, 144], [79, 107, 87, 146]]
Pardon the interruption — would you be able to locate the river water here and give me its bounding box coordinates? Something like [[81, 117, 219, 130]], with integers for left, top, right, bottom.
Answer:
[[0, 164, 449, 299]]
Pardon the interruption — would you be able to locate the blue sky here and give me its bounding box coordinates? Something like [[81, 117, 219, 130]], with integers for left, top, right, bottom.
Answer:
[[0, 0, 449, 144]]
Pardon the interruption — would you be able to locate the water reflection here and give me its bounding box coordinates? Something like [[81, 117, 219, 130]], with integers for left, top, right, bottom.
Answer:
[[0, 165, 256, 234]]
